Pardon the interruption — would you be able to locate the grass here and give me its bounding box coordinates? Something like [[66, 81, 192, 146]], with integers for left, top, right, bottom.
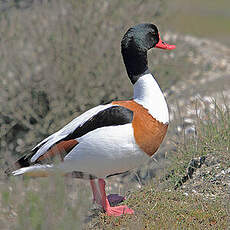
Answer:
[[168, 101, 230, 187], [94, 188, 228, 229]]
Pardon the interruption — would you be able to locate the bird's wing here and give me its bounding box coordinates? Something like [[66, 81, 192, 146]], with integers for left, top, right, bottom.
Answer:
[[29, 104, 133, 163]]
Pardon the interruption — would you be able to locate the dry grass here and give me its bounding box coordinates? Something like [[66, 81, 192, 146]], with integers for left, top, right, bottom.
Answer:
[[168, 101, 230, 187], [94, 188, 228, 230]]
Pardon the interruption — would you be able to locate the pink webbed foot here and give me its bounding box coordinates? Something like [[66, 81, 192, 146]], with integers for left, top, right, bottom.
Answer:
[[107, 194, 126, 206], [94, 179, 135, 216], [106, 205, 134, 216]]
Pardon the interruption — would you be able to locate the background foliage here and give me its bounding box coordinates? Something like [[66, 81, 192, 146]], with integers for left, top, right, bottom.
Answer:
[[0, 0, 168, 162]]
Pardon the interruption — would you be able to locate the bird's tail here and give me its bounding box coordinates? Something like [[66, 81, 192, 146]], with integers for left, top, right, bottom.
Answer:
[[11, 164, 54, 177], [5, 153, 35, 176]]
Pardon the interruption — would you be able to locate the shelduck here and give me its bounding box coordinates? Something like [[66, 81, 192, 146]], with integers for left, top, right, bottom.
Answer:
[[8, 23, 176, 216]]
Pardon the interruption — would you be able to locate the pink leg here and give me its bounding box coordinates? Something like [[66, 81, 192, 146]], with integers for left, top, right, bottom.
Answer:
[[90, 179, 125, 206], [90, 179, 102, 205], [98, 178, 134, 216]]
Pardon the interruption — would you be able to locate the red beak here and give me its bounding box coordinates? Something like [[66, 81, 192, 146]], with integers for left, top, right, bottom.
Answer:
[[155, 35, 176, 50]]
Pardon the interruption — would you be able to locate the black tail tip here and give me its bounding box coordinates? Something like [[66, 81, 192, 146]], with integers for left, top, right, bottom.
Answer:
[[4, 167, 12, 177]]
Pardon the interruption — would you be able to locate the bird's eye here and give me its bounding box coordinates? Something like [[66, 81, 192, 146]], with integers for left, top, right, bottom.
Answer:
[[148, 32, 155, 38]]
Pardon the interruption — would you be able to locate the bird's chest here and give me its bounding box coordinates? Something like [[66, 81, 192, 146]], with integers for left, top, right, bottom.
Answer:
[[132, 111, 168, 156], [112, 100, 168, 156]]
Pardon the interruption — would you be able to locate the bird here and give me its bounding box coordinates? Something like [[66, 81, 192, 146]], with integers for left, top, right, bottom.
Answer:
[[7, 23, 176, 216]]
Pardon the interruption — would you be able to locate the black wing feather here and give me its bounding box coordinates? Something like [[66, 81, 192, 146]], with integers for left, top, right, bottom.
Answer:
[[64, 106, 133, 140]]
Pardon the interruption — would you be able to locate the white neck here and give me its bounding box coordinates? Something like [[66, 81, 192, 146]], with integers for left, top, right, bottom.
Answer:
[[133, 73, 169, 124]]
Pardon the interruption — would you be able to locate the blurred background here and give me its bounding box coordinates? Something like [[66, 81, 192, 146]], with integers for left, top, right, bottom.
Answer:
[[0, 0, 229, 229]]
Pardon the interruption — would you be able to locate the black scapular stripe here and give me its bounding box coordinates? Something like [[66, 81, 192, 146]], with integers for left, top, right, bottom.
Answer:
[[64, 106, 133, 140]]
